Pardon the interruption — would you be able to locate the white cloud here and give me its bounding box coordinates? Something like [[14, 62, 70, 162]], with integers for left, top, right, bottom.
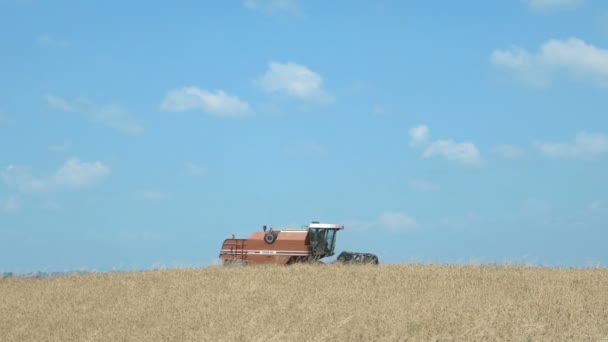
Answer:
[[408, 125, 429, 147], [283, 141, 328, 156], [0, 197, 20, 212], [408, 179, 439, 192], [244, 0, 300, 15], [492, 144, 526, 159], [534, 131, 608, 159], [528, 0, 582, 11], [590, 200, 602, 210], [491, 38, 608, 87], [257, 62, 334, 104], [347, 211, 417, 233], [45, 95, 73, 112], [2, 165, 52, 192], [409, 125, 482, 166], [2, 158, 110, 193], [53, 159, 110, 188], [423, 140, 482, 165], [44, 95, 143, 134], [160, 87, 253, 118], [491, 47, 533, 69]]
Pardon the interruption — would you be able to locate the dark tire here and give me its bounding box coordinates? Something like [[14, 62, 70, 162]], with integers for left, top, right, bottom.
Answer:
[[264, 232, 276, 244]]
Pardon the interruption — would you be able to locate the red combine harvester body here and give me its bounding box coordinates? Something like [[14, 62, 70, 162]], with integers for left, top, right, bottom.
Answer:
[[219, 222, 346, 265]]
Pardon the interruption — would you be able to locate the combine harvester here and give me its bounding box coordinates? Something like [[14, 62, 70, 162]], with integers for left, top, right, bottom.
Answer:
[[219, 221, 379, 265]]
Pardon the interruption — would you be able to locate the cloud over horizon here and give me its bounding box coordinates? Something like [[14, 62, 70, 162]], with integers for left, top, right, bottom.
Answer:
[[491, 38, 608, 87], [160, 87, 253, 118], [408, 125, 483, 166], [2, 158, 110, 193], [257, 62, 334, 104], [534, 131, 608, 159], [45, 95, 143, 134]]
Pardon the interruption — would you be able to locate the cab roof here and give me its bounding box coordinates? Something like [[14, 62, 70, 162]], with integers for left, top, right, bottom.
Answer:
[[308, 223, 344, 229]]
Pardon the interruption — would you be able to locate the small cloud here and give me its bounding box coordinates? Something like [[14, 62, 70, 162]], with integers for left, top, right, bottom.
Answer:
[[244, 0, 300, 15], [53, 158, 110, 188], [256, 62, 334, 104], [45, 95, 74, 112], [408, 125, 430, 147], [184, 163, 208, 177], [409, 124, 483, 166], [283, 141, 328, 156], [492, 144, 526, 159], [590, 200, 602, 210], [534, 131, 608, 159], [37, 34, 68, 47], [160, 87, 253, 118], [0, 196, 20, 212], [2, 165, 52, 192], [423, 141, 482, 165], [2, 158, 110, 193], [527, 0, 582, 11], [133, 190, 166, 202], [44, 95, 143, 134], [491, 38, 608, 87], [408, 179, 440, 192]]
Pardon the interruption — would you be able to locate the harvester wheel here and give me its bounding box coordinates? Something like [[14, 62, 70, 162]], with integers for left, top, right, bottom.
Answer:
[[264, 232, 276, 244]]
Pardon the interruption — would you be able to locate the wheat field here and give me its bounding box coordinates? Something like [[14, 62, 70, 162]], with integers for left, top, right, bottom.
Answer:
[[1, 264, 608, 341]]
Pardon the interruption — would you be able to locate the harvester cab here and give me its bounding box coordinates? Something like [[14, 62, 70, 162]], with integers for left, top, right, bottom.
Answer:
[[306, 222, 344, 258]]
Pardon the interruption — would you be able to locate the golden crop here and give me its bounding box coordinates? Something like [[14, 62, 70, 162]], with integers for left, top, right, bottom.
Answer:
[[1, 264, 608, 341]]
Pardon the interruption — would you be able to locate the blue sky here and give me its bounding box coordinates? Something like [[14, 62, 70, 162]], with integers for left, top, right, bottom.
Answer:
[[1, 0, 607, 273]]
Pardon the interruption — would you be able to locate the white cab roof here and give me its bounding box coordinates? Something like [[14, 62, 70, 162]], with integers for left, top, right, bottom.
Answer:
[[308, 223, 344, 229]]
